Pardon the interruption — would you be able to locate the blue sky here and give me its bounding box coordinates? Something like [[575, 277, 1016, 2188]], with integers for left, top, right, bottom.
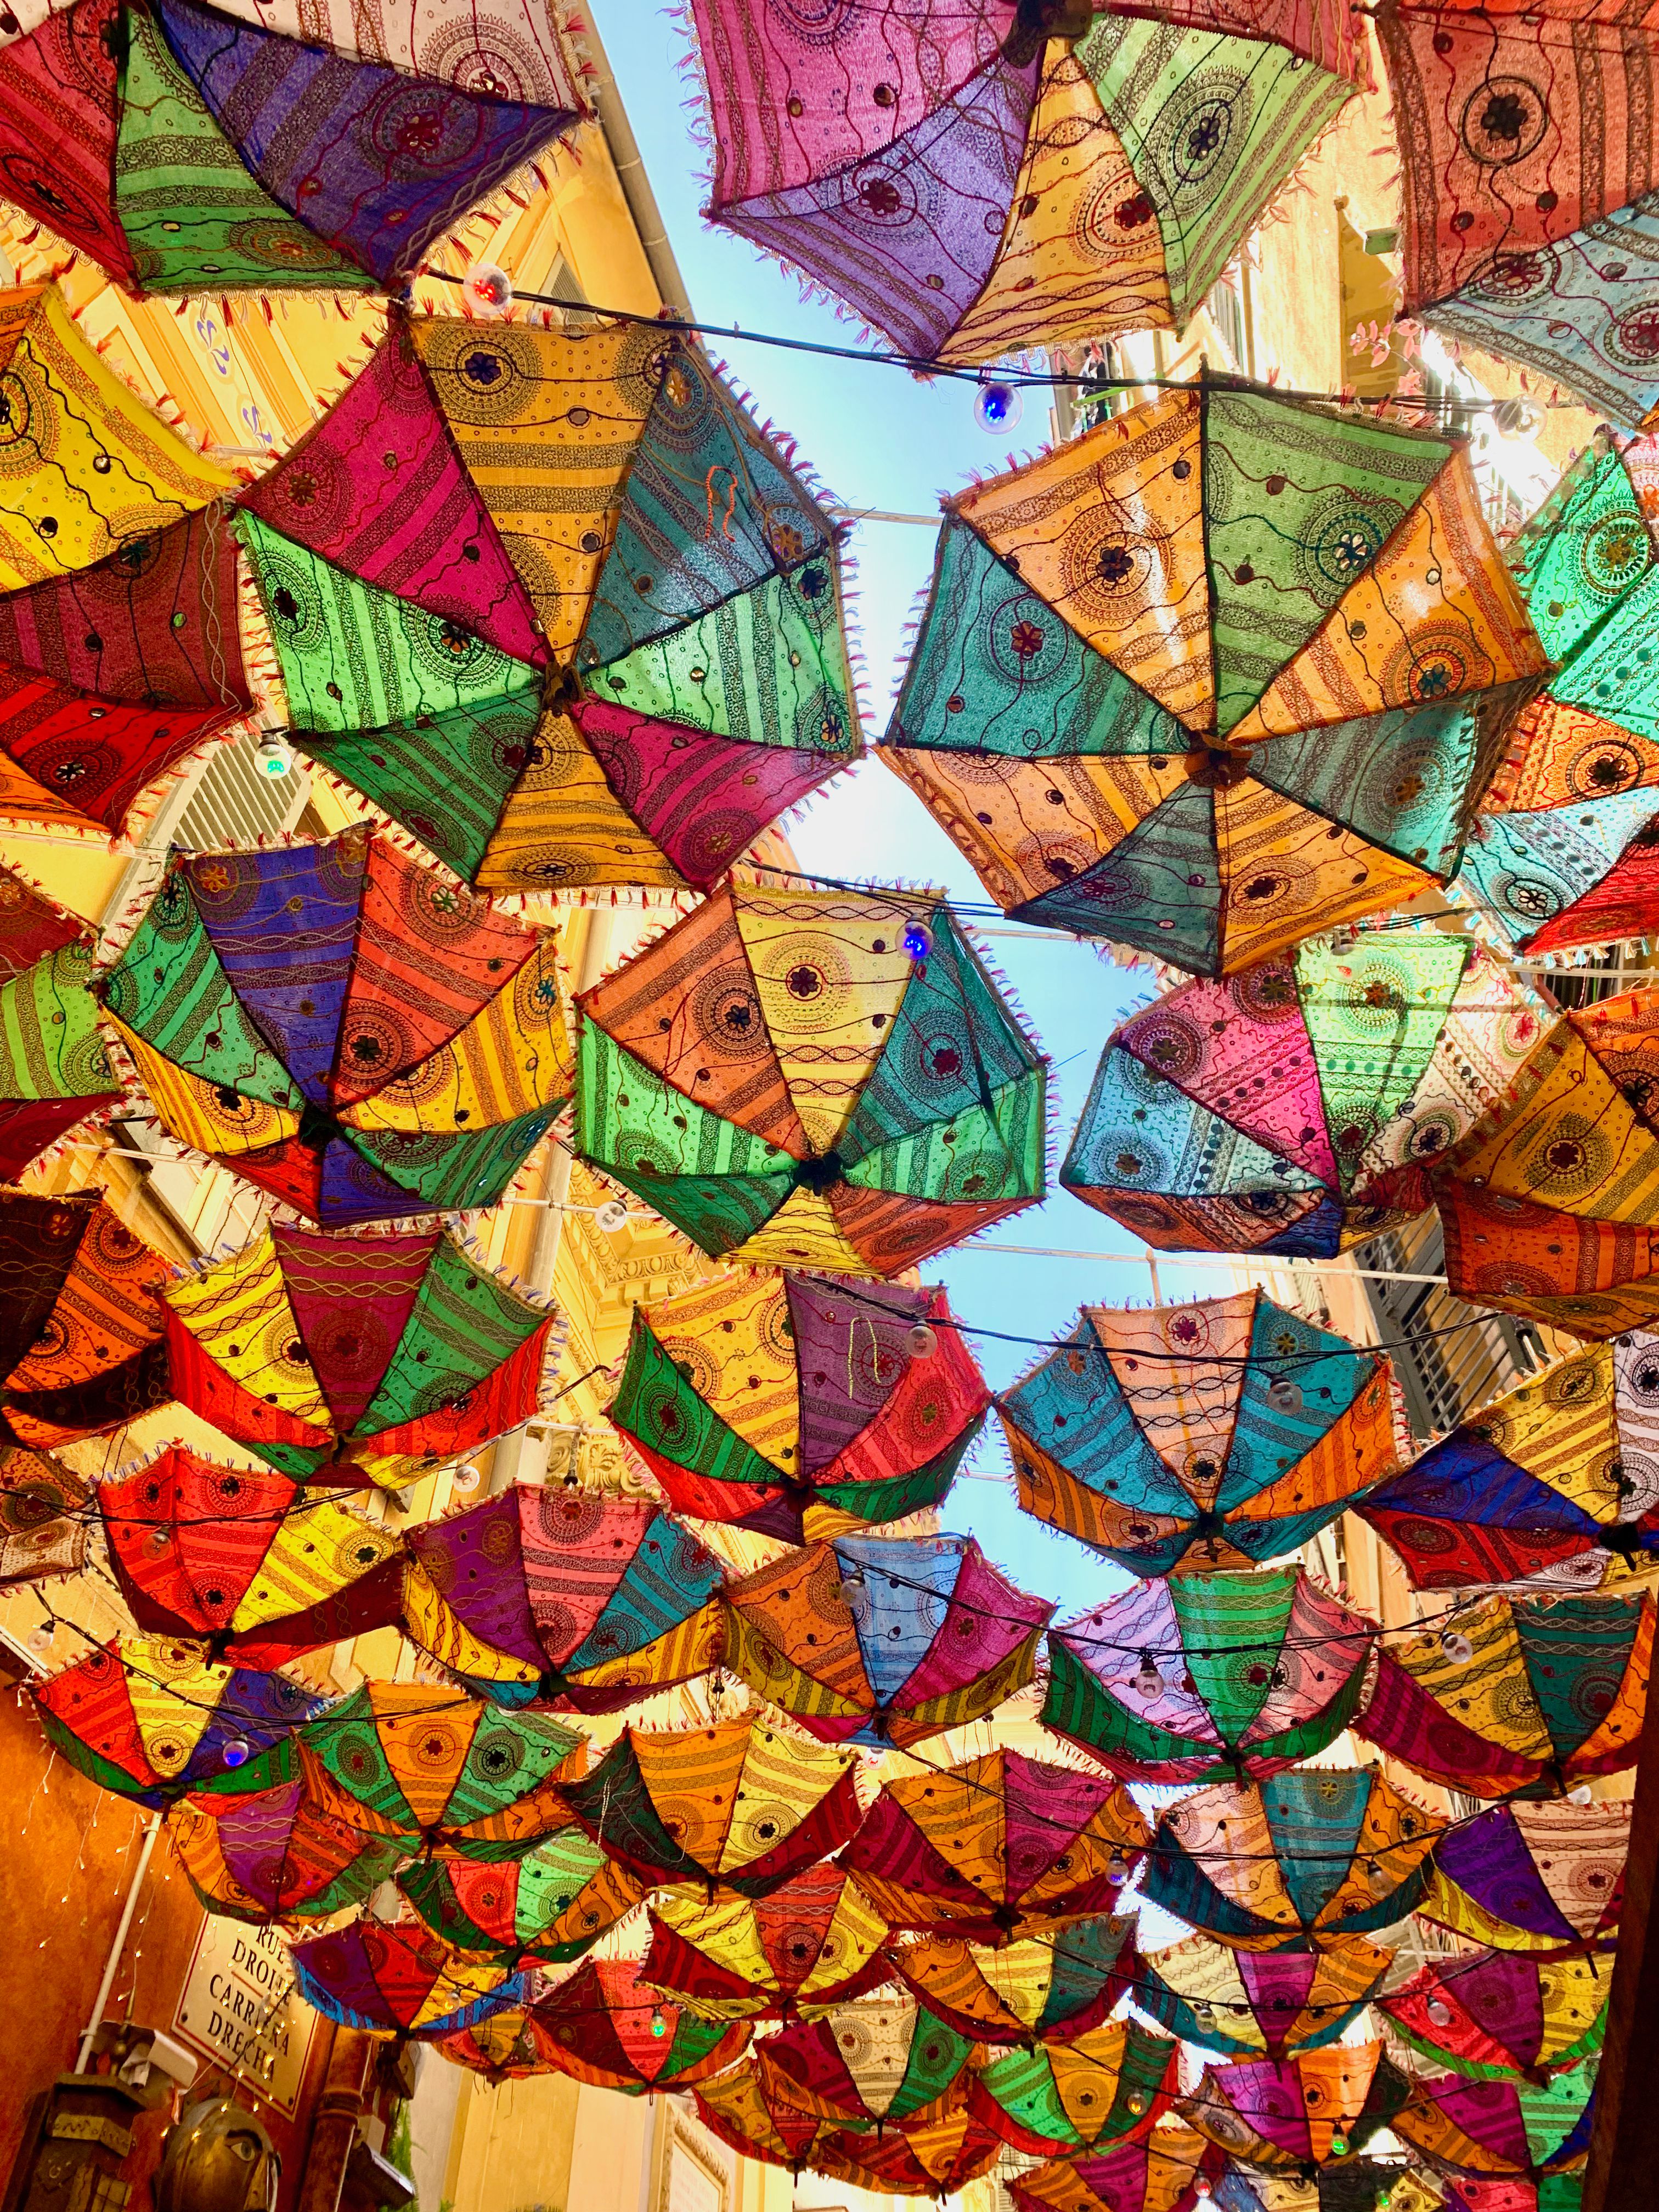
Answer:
[[594, 4, 1246, 1612]]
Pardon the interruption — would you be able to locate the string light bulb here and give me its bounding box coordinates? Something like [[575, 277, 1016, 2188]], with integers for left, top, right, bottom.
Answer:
[[1106, 1849, 1129, 1888], [595, 1197, 630, 1232], [974, 378, 1022, 433], [462, 262, 513, 316], [1132, 1651, 1163, 1701], [449, 1463, 482, 1496], [901, 921, 933, 962], [1440, 1628, 1474, 1664], [906, 1323, 937, 1359], [221, 1737, 251, 1769], [1425, 1995, 1454, 2027]]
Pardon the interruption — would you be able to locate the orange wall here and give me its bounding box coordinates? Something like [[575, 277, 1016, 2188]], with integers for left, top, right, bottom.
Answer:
[[0, 1691, 339, 2204]]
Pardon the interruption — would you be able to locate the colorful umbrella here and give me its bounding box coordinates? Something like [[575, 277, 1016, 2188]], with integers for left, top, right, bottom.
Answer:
[[640, 1864, 893, 2020], [0, 0, 582, 295], [1459, 433, 1659, 957], [161, 1217, 560, 1488], [970, 2018, 1181, 2156], [806, 2108, 1007, 2198], [997, 1289, 1398, 1574], [402, 1486, 724, 1711], [33, 1635, 326, 1807], [884, 385, 1543, 970], [1181, 2046, 1410, 2172], [1215, 2171, 1440, 2212], [1356, 1338, 1659, 1586], [292, 1917, 526, 2038], [1436, 1182, 1659, 1342], [888, 1914, 1139, 2046], [0, 940, 120, 1177], [1378, 5, 1659, 430], [501, 1957, 753, 2092], [1008, 2130, 1224, 2212], [1356, 1592, 1652, 1797], [239, 1680, 585, 1861], [166, 1780, 400, 1923], [0, 512, 254, 839], [0, 1444, 90, 1585], [1434, 988, 1659, 1311], [844, 1747, 1151, 1940], [1041, 1567, 1375, 1785], [0, 1188, 172, 1452], [0, 284, 235, 591], [752, 1991, 979, 2130], [398, 1828, 647, 1967], [237, 316, 860, 893], [99, 1446, 404, 1663], [1419, 1801, 1627, 1957], [1141, 1770, 1442, 1948], [564, 1717, 863, 1896], [607, 1266, 990, 1539], [721, 1530, 1051, 1747], [1062, 932, 1544, 1257], [432, 2008, 557, 2083], [98, 827, 573, 1226], [575, 879, 1047, 1277], [687, 5, 1361, 365], [693, 2057, 846, 2172], [1380, 1953, 1609, 2084], [1391, 2067, 1596, 2186], [1136, 1931, 1393, 2058]]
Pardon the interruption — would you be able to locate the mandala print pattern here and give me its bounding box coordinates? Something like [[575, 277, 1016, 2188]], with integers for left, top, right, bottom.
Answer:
[[293, 1919, 527, 2035], [1379, 5, 1659, 427], [0, 0, 581, 293], [1062, 930, 1545, 1255], [471, 1958, 753, 2090], [0, 1189, 172, 1450], [98, 826, 574, 1226], [1418, 1798, 1628, 1953], [687, 0, 1361, 362], [1381, 1951, 1610, 2082], [967, 2017, 1181, 2156], [1179, 2045, 1410, 2170], [1391, 2064, 1598, 2181], [887, 1914, 1139, 2046], [998, 1288, 1398, 1572], [576, 881, 1047, 1277], [398, 1830, 647, 1966], [1461, 432, 1659, 952], [0, 1444, 91, 1586], [1137, 1930, 1393, 2058], [641, 1865, 893, 2021], [1008, 2133, 1224, 2212], [0, 937, 120, 1176], [167, 1784, 401, 1924], [1358, 1331, 1659, 1583], [885, 381, 1545, 969], [238, 317, 862, 890]]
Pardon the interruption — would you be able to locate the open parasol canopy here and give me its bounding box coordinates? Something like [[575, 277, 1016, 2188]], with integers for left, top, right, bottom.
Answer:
[[887, 1913, 1139, 2046], [1008, 2130, 1224, 2212], [1391, 2066, 1598, 2186], [1062, 932, 1543, 1257], [1380, 1951, 1610, 2084], [238, 315, 861, 891], [0, 939, 120, 1178], [1141, 1769, 1442, 1948], [843, 1746, 1151, 1939], [398, 1829, 646, 1967], [1377, 5, 1659, 430], [998, 1289, 1398, 1575], [969, 2018, 1181, 2156], [0, 284, 235, 592], [721, 1530, 1051, 1747], [161, 1217, 560, 1488], [292, 1918, 527, 2038], [563, 1716, 862, 1896], [229, 1680, 586, 1863], [640, 1864, 893, 2021], [0, 1444, 91, 1585], [687, 4, 1361, 366], [99, 1445, 405, 1663], [1180, 2045, 1411, 2172], [98, 827, 573, 1227], [884, 384, 1543, 971], [693, 2058, 849, 2174], [402, 1486, 725, 1711], [1419, 1801, 1627, 1957], [1136, 1931, 1393, 2059], [1459, 435, 1659, 957], [575, 880, 1047, 1278], [166, 1780, 401, 1924], [500, 1957, 753, 2092], [753, 1991, 979, 2130], [1356, 1591, 1652, 1797], [0, 0, 582, 296], [693, 2061, 1005, 2194], [1356, 1339, 1659, 1585], [607, 1266, 990, 1541], [0, 1188, 172, 1452], [1433, 985, 1659, 1337], [1041, 1567, 1375, 1785], [33, 1635, 327, 1807]]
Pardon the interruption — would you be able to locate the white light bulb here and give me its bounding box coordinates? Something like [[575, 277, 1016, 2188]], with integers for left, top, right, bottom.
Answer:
[[1440, 1629, 1474, 1664], [462, 262, 513, 316], [906, 1323, 937, 1359], [449, 1463, 482, 1496], [595, 1198, 630, 1233]]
